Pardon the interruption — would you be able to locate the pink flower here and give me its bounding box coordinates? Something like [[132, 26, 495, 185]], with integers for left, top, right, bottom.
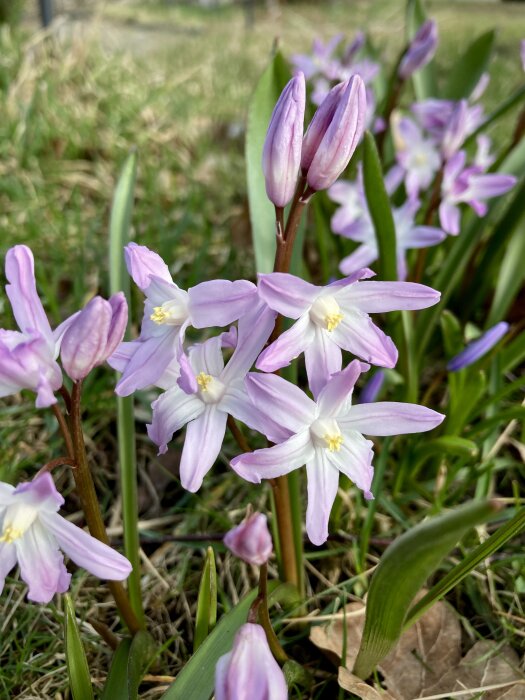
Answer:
[[224, 512, 273, 566]]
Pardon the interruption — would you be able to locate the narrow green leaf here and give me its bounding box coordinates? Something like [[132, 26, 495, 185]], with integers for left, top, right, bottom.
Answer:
[[362, 131, 397, 281], [501, 330, 525, 374], [127, 630, 156, 699], [353, 500, 500, 679], [467, 84, 525, 144], [162, 583, 293, 700], [443, 31, 495, 100], [100, 639, 133, 700], [108, 151, 144, 625], [413, 436, 479, 464], [194, 547, 218, 651], [406, 507, 525, 626], [245, 52, 290, 274], [405, 0, 438, 99], [64, 594, 95, 700]]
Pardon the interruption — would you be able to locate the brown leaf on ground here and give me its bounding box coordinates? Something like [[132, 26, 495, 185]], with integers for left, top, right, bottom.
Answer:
[[309, 598, 525, 700]]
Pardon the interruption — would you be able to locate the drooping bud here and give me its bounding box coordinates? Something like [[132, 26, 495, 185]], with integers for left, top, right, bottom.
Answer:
[[215, 623, 288, 700], [447, 322, 509, 372], [398, 20, 438, 80], [262, 73, 306, 208], [223, 512, 273, 566], [61, 294, 128, 381], [301, 75, 366, 192]]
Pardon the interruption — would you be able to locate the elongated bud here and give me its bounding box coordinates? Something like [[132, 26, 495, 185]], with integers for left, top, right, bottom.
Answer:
[[302, 75, 366, 192], [447, 322, 509, 372], [61, 295, 128, 380], [358, 370, 385, 404], [224, 512, 273, 566], [398, 20, 438, 80], [215, 624, 288, 700], [262, 73, 306, 208]]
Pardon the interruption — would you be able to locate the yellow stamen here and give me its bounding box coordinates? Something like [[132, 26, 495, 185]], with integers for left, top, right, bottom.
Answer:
[[0, 526, 23, 543], [150, 306, 170, 324], [325, 313, 344, 332], [324, 434, 343, 452], [197, 372, 213, 392]]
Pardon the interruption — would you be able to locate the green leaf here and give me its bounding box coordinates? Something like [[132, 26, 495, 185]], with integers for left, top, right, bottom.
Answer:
[[406, 507, 524, 626], [362, 131, 397, 281], [443, 31, 495, 100], [413, 436, 479, 465], [405, 0, 438, 99], [108, 151, 144, 626], [64, 594, 95, 700], [194, 547, 218, 651], [352, 500, 500, 679], [100, 639, 133, 700], [501, 330, 525, 374], [245, 52, 290, 274], [162, 583, 293, 700], [99, 633, 155, 700]]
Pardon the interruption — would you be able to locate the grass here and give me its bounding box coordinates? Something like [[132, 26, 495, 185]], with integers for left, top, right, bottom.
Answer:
[[0, 0, 524, 697]]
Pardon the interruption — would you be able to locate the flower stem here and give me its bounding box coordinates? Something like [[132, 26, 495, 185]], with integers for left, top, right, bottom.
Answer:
[[248, 563, 288, 664], [69, 381, 143, 634]]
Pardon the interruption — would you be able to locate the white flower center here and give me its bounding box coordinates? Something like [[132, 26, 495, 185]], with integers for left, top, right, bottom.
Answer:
[[0, 503, 38, 543], [309, 295, 344, 332], [150, 299, 188, 326], [310, 418, 344, 452], [196, 372, 225, 404]]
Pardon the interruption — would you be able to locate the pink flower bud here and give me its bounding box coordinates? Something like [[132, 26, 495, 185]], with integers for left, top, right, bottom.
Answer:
[[215, 624, 287, 700], [301, 75, 366, 192], [262, 73, 306, 208], [398, 20, 438, 80], [61, 294, 128, 381], [223, 512, 273, 566]]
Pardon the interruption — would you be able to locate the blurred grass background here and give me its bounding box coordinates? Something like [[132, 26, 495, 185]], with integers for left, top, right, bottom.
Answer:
[[0, 1, 524, 697]]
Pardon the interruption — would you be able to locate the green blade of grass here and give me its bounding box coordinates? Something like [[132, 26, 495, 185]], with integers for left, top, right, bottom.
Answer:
[[100, 639, 132, 700], [194, 547, 218, 652], [108, 150, 144, 626], [353, 499, 500, 679], [405, 507, 525, 627], [64, 594, 95, 700]]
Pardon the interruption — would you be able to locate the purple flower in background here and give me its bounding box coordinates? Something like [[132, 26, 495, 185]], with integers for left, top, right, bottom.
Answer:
[[411, 99, 483, 146], [0, 473, 131, 603], [224, 512, 273, 566], [474, 134, 495, 170], [471, 72, 490, 102], [0, 245, 75, 408], [447, 322, 509, 371], [392, 115, 441, 197], [215, 623, 287, 700], [301, 76, 366, 192], [256, 270, 440, 398], [61, 293, 127, 381], [399, 20, 438, 80], [358, 370, 385, 404], [108, 244, 257, 396], [521, 40, 525, 72], [147, 302, 287, 492], [439, 151, 517, 235], [262, 73, 306, 208], [291, 34, 344, 80], [232, 361, 444, 545]]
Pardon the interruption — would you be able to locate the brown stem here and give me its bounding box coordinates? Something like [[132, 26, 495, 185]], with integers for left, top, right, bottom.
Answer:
[[59, 385, 72, 413], [227, 416, 252, 453], [69, 382, 142, 634], [257, 563, 288, 663], [89, 618, 119, 650], [270, 475, 299, 589], [51, 404, 75, 458], [35, 457, 77, 478]]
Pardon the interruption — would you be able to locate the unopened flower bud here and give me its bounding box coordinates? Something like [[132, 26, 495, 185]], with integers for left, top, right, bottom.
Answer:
[[224, 512, 273, 566], [61, 294, 128, 381], [215, 623, 288, 700], [358, 370, 385, 404], [447, 322, 509, 372], [262, 73, 306, 208], [398, 20, 438, 80], [301, 75, 366, 192]]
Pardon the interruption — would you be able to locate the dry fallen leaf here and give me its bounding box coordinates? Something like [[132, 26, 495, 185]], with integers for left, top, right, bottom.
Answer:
[[309, 598, 525, 699]]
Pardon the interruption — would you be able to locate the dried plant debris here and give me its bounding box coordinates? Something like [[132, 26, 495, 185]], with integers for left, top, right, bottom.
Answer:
[[310, 599, 525, 699]]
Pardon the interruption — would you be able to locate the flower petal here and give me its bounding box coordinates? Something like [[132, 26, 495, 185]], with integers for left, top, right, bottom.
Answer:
[[339, 401, 444, 435], [339, 244, 378, 276], [188, 280, 257, 328], [15, 521, 70, 603], [317, 359, 365, 417], [147, 386, 204, 454], [0, 542, 17, 595], [231, 431, 314, 484], [124, 243, 173, 290], [328, 430, 374, 497], [188, 334, 225, 377], [256, 314, 314, 373], [331, 312, 398, 367], [336, 281, 441, 313], [179, 408, 228, 492], [114, 331, 178, 396], [220, 384, 291, 444], [245, 373, 317, 434], [439, 201, 461, 236], [257, 273, 320, 318], [305, 451, 340, 545], [41, 512, 132, 580], [304, 327, 343, 399]]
